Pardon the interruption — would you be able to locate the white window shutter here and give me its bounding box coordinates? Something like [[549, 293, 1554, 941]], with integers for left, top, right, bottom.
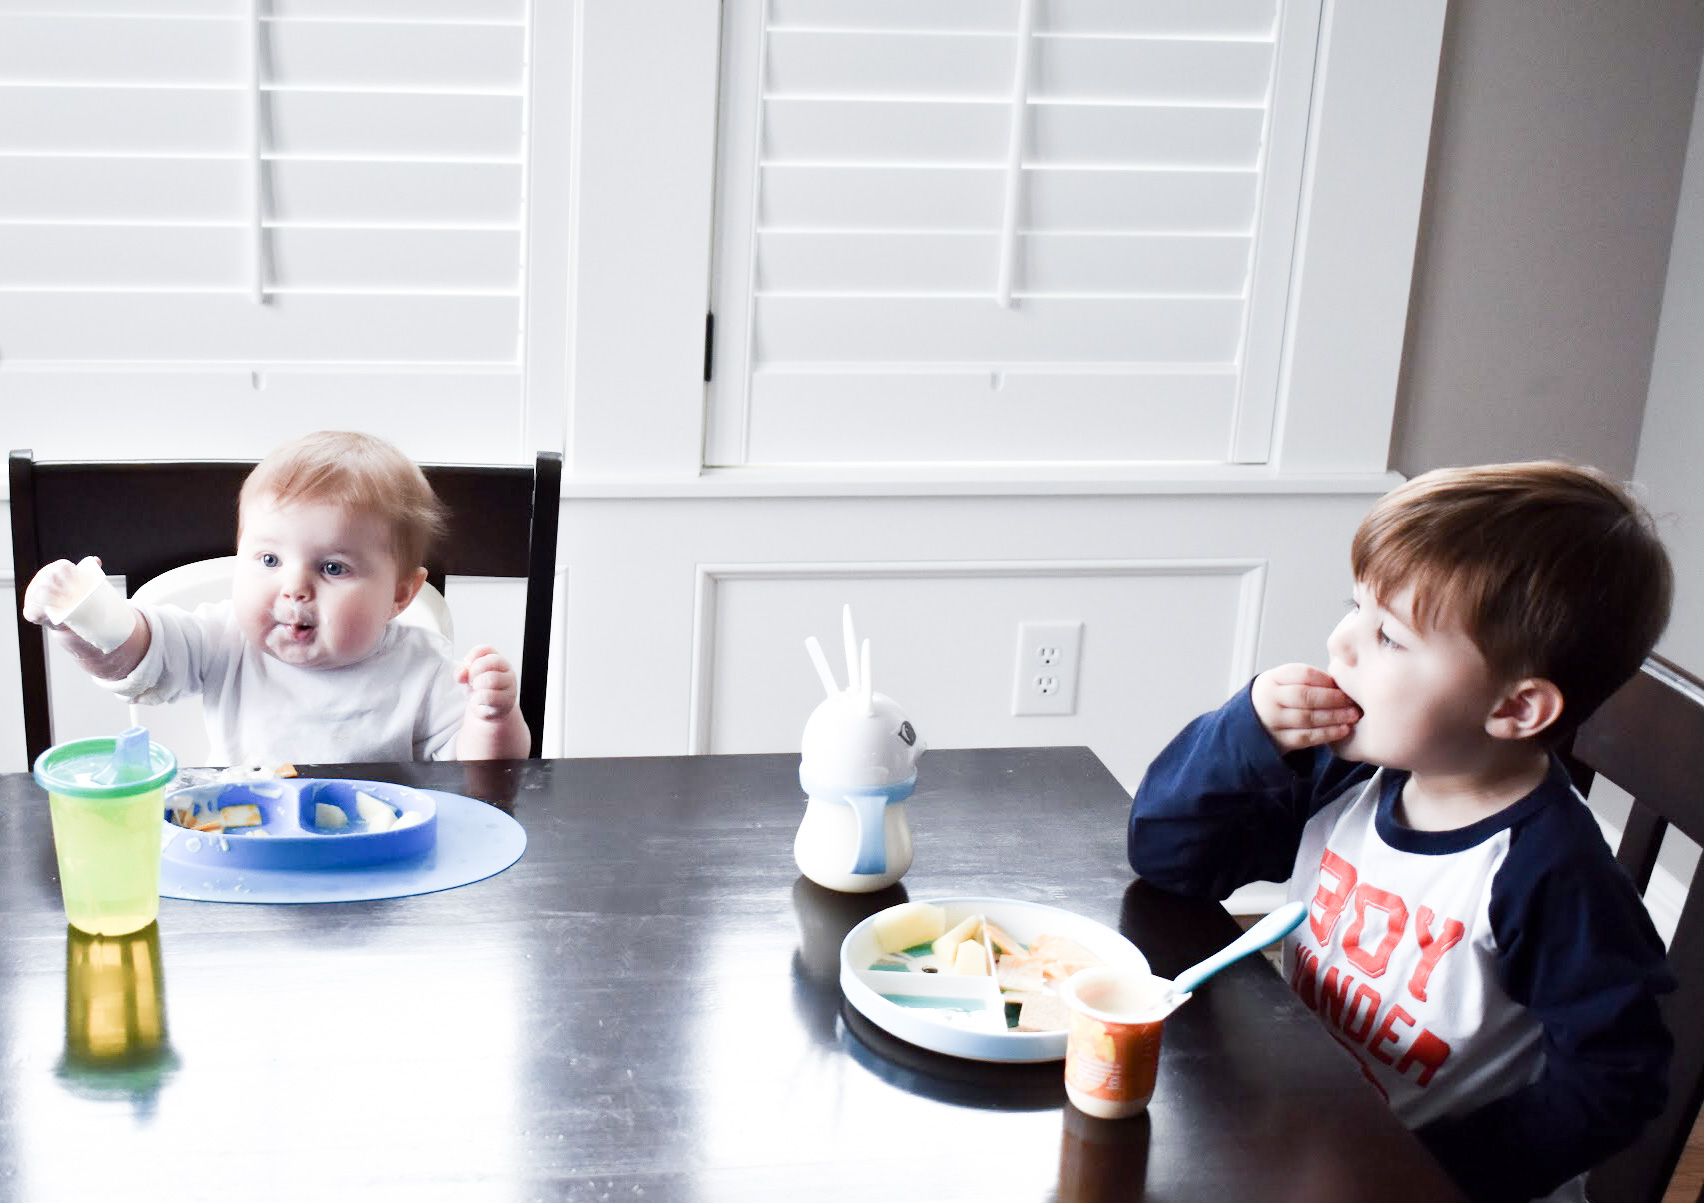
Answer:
[[707, 0, 1321, 468], [0, 0, 540, 463]]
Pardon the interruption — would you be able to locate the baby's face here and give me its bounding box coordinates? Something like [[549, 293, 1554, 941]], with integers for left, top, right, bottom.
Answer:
[[1324, 582, 1505, 774], [234, 496, 414, 670]]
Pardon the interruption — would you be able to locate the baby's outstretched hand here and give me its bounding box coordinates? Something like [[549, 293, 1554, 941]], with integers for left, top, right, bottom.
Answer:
[[22, 559, 93, 629], [1251, 663, 1361, 753], [22, 557, 143, 665], [457, 645, 517, 721]]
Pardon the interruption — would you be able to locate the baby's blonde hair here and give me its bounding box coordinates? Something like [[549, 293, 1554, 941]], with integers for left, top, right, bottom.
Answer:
[[239, 431, 446, 572]]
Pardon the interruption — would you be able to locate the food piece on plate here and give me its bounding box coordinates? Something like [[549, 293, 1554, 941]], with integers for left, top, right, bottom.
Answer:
[[982, 920, 1022, 955], [391, 811, 425, 832], [952, 940, 990, 975], [354, 791, 398, 832], [1031, 934, 1104, 981], [314, 802, 349, 829], [168, 806, 194, 830], [220, 803, 264, 829], [1016, 992, 1073, 1032], [996, 951, 1048, 994], [933, 913, 982, 963], [872, 901, 947, 954]]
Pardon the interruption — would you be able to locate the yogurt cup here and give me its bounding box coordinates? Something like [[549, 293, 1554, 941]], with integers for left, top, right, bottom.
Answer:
[[1060, 967, 1181, 1119]]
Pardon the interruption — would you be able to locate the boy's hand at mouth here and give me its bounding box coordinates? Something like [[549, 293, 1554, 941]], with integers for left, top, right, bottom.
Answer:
[[1251, 663, 1362, 753]]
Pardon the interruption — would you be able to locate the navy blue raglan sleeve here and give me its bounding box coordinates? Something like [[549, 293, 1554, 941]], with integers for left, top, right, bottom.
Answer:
[[1127, 682, 1371, 900], [1415, 799, 1675, 1203]]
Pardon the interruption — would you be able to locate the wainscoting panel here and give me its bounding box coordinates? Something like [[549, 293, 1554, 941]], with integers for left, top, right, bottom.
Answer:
[[691, 559, 1263, 796]]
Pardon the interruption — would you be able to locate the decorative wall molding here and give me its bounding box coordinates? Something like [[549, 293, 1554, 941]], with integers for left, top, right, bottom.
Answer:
[[688, 557, 1266, 755]]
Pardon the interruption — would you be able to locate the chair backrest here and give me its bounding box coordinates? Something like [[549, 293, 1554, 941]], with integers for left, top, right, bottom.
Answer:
[[1566, 655, 1704, 1203], [9, 448, 562, 763]]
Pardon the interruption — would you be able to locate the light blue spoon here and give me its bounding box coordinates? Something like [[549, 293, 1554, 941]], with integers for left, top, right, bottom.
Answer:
[[1170, 900, 1308, 997]]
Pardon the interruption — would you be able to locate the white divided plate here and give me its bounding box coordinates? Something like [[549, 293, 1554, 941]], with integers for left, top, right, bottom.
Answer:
[[839, 896, 1148, 1063]]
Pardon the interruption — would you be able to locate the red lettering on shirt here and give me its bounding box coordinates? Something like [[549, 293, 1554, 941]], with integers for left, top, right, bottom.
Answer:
[[1319, 966, 1353, 1028], [1342, 883, 1408, 977], [1367, 1004, 1415, 1065], [1407, 906, 1466, 1003], [1395, 1027, 1452, 1086], [1292, 947, 1320, 1009], [1286, 851, 1465, 1095], [1310, 848, 1358, 944], [1344, 982, 1382, 1043]]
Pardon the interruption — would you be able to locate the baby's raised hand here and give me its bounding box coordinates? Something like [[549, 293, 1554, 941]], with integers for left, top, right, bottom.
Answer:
[[456, 645, 517, 722], [22, 559, 93, 629], [1251, 663, 1361, 753], [22, 557, 141, 662]]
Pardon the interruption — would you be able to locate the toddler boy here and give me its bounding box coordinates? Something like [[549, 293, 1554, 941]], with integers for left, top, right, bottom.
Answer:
[[1128, 462, 1675, 1203], [23, 431, 530, 764]]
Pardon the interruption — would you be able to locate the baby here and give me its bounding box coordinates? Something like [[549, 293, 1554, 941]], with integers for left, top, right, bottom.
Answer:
[[1128, 461, 1675, 1203], [23, 431, 530, 765]]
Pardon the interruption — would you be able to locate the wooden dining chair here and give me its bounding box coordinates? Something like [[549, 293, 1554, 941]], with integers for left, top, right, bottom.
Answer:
[[1562, 654, 1704, 1203], [9, 448, 562, 763]]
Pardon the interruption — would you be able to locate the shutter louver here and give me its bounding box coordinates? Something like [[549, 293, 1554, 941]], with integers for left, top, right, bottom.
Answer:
[[707, 0, 1318, 467], [0, 0, 531, 452]]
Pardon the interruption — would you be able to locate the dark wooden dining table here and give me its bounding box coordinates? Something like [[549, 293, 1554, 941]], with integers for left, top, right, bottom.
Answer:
[[0, 747, 1465, 1202]]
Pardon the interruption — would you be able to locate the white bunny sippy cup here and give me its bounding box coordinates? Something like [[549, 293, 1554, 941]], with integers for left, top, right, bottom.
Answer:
[[794, 606, 927, 893]]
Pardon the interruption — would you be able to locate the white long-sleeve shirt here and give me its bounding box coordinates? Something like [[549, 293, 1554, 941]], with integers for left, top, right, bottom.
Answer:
[[103, 599, 466, 766]]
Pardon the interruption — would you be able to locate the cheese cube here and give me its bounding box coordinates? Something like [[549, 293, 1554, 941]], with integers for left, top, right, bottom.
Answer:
[[952, 941, 990, 976], [871, 902, 946, 954], [932, 914, 982, 963]]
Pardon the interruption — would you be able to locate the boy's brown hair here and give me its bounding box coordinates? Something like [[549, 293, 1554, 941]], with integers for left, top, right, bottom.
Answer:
[[1351, 461, 1672, 740], [239, 431, 447, 573]]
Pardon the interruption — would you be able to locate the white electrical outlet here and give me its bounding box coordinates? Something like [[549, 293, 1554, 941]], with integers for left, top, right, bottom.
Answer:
[[1011, 620, 1083, 716]]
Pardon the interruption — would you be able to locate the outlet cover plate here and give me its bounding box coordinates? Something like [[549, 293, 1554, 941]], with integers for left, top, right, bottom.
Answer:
[[1011, 620, 1083, 716]]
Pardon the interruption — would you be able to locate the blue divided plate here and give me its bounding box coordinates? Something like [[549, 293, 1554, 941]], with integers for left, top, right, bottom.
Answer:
[[162, 778, 437, 870]]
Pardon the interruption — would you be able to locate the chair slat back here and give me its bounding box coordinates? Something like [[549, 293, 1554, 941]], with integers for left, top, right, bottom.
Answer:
[[1576, 657, 1704, 1203]]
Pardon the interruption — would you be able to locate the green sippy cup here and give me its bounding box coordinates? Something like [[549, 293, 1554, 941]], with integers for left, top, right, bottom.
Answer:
[[34, 727, 177, 936]]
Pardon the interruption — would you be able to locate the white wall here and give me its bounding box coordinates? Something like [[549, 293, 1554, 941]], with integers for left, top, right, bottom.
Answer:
[[556, 484, 1390, 794]]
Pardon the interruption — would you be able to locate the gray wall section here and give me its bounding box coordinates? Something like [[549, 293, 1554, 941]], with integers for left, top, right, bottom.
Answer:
[[1392, 1, 1704, 479], [1637, 54, 1704, 677]]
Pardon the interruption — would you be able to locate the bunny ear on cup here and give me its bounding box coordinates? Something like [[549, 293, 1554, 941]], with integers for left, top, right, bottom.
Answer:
[[842, 603, 860, 695], [804, 636, 839, 700], [860, 639, 873, 716]]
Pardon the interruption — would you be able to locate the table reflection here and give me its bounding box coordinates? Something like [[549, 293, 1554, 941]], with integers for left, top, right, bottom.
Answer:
[[1057, 1104, 1151, 1202], [789, 875, 908, 1044], [58, 922, 178, 1113]]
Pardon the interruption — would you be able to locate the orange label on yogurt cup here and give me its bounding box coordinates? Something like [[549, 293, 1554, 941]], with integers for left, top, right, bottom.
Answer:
[[1064, 1012, 1162, 1102]]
